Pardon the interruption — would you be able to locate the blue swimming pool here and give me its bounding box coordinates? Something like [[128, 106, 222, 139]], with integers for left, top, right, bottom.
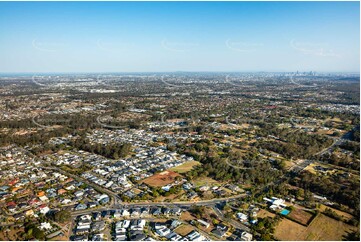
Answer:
[[280, 209, 290, 215]]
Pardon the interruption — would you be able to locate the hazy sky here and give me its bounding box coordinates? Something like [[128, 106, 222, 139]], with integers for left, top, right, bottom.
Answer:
[[0, 1, 359, 73]]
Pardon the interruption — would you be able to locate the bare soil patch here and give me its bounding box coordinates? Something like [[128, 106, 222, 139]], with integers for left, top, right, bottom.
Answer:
[[142, 170, 181, 187], [257, 209, 276, 218], [174, 224, 195, 237], [288, 208, 314, 225]]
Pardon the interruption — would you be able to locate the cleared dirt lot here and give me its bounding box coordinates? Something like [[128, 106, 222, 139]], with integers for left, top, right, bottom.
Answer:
[[141, 170, 181, 187], [257, 209, 276, 218], [180, 211, 196, 222], [288, 209, 314, 225], [174, 224, 195, 237]]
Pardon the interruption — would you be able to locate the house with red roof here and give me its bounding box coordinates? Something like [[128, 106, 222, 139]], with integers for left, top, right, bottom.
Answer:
[[8, 178, 19, 186]]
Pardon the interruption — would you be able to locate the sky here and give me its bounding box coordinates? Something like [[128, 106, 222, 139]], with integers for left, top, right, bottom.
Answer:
[[0, 1, 359, 73]]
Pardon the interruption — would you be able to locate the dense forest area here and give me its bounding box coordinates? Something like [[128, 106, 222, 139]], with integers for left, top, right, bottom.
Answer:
[[0, 113, 99, 130], [330, 82, 360, 104], [175, 139, 283, 186], [319, 152, 360, 171], [255, 126, 333, 159], [69, 137, 132, 159], [0, 128, 69, 147], [290, 171, 360, 217], [293, 108, 359, 122], [0, 114, 99, 147]]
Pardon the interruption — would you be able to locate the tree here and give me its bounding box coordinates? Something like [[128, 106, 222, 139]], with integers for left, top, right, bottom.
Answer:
[[54, 210, 71, 223], [152, 189, 159, 197], [332, 131, 341, 137], [113, 152, 119, 159], [296, 188, 305, 198], [24, 223, 45, 240], [32, 227, 45, 240], [344, 230, 360, 241]]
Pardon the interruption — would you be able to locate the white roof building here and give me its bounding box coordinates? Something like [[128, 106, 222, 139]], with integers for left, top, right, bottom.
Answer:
[[39, 222, 52, 230], [237, 212, 248, 221], [240, 231, 253, 241], [263, 197, 286, 209]]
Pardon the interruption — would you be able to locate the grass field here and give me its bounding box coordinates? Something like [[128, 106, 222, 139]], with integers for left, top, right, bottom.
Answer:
[[274, 218, 306, 241], [275, 214, 357, 241], [304, 163, 318, 174], [288, 209, 314, 225], [319, 204, 354, 221], [192, 177, 220, 187], [170, 161, 200, 173], [299, 214, 356, 241], [142, 170, 181, 187], [281, 159, 293, 170]]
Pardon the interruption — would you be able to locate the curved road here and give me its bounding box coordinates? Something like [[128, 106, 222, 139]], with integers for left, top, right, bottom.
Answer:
[[41, 165, 247, 215]]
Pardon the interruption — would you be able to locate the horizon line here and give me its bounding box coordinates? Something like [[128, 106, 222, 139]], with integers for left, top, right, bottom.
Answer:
[[0, 71, 360, 75]]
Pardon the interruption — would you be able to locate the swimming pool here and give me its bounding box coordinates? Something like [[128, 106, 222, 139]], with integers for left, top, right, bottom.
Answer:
[[280, 209, 290, 215]]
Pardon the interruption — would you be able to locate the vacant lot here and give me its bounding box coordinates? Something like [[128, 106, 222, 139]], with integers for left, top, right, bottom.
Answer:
[[142, 170, 181, 187], [275, 214, 357, 241], [299, 214, 357, 241], [174, 224, 195, 237], [170, 161, 200, 173], [257, 209, 276, 218], [288, 209, 314, 225], [274, 218, 306, 241], [180, 211, 196, 222], [192, 176, 220, 187]]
